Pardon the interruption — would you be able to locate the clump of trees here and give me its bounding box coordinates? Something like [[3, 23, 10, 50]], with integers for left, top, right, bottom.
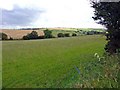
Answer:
[[38, 36, 45, 39], [9, 37, 13, 40], [64, 33, 70, 37], [57, 33, 65, 37], [86, 31, 102, 35], [75, 29, 104, 36], [57, 33, 71, 37], [23, 29, 55, 40], [0, 33, 14, 40], [91, 1, 120, 54], [44, 29, 53, 38], [23, 35, 29, 40], [72, 33, 77, 36], [23, 31, 39, 40], [0, 33, 8, 40]]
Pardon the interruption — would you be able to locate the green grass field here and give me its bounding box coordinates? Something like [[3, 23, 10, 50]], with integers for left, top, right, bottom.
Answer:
[[46, 28, 104, 37], [2, 35, 119, 88]]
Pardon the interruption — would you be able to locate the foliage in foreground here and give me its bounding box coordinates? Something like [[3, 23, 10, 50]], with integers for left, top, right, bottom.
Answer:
[[60, 54, 120, 88], [91, 1, 120, 54]]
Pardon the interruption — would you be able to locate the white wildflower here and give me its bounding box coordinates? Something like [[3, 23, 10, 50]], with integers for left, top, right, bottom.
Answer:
[[97, 55, 100, 58], [98, 58, 101, 61], [94, 53, 98, 57]]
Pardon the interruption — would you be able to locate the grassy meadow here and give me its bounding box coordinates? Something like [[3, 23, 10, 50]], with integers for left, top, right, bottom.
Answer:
[[2, 35, 119, 88]]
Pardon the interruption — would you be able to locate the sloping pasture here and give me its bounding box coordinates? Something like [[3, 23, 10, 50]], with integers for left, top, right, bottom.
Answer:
[[2, 35, 106, 88]]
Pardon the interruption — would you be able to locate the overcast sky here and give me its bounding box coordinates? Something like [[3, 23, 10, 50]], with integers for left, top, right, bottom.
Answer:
[[0, 0, 104, 28]]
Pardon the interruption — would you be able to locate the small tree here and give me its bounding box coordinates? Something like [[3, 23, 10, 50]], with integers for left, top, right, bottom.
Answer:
[[9, 37, 13, 40], [72, 33, 77, 36], [57, 33, 64, 37], [38, 36, 45, 39], [91, 1, 120, 54], [64, 33, 70, 37], [0, 33, 8, 40], [28, 31, 39, 39], [23, 35, 30, 40], [22, 31, 39, 40], [44, 29, 53, 38]]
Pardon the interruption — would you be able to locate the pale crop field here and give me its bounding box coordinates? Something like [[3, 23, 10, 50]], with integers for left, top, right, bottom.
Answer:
[[0, 29, 44, 39], [3, 35, 116, 88]]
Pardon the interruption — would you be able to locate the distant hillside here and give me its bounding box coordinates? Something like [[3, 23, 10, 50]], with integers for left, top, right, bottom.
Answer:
[[44, 27, 105, 31], [0, 29, 44, 39], [0, 28, 105, 39]]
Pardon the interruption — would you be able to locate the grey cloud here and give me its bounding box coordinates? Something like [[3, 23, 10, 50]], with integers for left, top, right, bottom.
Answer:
[[100, 0, 120, 2], [1, 5, 45, 27]]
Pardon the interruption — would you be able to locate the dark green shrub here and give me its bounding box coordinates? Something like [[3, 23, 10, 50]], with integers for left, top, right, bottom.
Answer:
[[64, 33, 70, 37], [0, 33, 8, 40], [72, 33, 77, 36], [28, 31, 39, 39], [86, 31, 94, 35], [9, 37, 13, 40], [22, 31, 39, 40], [23, 35, 30, 40], [38, 36, 45, 39], [44, 29, 53, 38], [57, 33, 64, 37]]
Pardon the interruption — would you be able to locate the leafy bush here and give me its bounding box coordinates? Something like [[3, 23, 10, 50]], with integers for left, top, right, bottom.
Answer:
[[63, 53, 119, 88], [86, 31, 94, 35], [28, 31, 39, 39], [38, 36, 45, 39], [23, 35, 30, 40], [57, 33, 64, 37], [23, 31, 39, 40], [0, 33, 8, 40], [64, 33, 70, 37], [9, 37, 13, 40], [44, 29, 53, 38], [72, 33, 77, 36]]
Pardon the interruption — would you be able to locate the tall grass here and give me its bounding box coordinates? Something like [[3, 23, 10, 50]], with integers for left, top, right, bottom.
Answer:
[[61, 53, 120, 88]]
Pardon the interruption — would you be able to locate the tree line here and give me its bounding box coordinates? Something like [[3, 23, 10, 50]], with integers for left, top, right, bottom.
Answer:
[[0, 29, 104, 40]]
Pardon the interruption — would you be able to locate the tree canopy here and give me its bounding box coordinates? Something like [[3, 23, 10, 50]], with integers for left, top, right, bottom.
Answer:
[[91, 1, 120, 54], [23, 31, 39, 40], [44, 29, 53, 38], [0, 33, 8, 40]]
